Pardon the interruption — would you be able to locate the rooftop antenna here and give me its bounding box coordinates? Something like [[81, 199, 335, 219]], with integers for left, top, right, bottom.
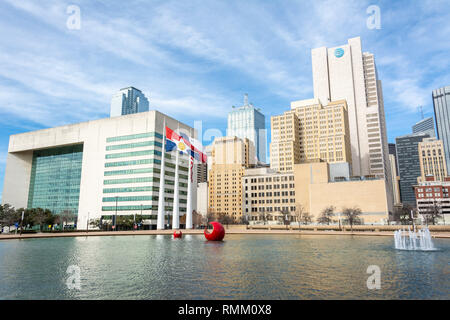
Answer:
[[419, 106, 424, 119], [244, 93, 249, 106]]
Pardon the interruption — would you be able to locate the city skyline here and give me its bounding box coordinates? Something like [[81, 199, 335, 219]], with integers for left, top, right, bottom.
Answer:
[[1, 0, 450, 199]]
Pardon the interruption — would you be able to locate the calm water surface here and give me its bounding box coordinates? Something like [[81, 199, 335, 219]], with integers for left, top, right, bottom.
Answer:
[[0, 234, 448, 299]]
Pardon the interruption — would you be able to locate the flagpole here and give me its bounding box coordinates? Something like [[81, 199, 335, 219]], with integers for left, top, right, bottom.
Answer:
[[186, 155, 193, 229], [156, 119, 166, 230], [172, 148, 180, 229]]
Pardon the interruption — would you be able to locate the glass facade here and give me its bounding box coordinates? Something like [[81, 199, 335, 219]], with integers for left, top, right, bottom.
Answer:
[[433, 86, 450, 172], [395, 133, 429, 206], [106, 132, 162, 143], [110, 87, 149, 117], [27, 144, 83, 215], [102, 131, 188, 214], [412, 117, 436, 137], [227, 95, 266, 163]]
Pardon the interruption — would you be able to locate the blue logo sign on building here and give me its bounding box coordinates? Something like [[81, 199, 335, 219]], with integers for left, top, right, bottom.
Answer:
[[334, 48, 344, 58]]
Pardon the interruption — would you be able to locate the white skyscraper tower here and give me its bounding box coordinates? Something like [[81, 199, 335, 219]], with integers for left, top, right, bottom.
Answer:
[[110, 87, 149, 117], [311, 37, 390, 180], [311, 37, 393, 213]]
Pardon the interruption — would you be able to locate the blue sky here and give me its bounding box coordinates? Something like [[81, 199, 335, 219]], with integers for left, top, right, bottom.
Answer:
[[0, 0, 449, 200]]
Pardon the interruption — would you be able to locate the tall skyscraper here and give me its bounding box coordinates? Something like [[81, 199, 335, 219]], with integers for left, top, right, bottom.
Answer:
[[412, 117, 435, 137], [432, 86, 450, 172], [110, 87, 149, 117], [388, 143, 401, 205], [311, 37, 390, 180], [418, 137, 448, 182], [227, 94, 266, 163], [395, 132, 430, 206], [208, 136, 256, 222], [270, 99, 351, 173]]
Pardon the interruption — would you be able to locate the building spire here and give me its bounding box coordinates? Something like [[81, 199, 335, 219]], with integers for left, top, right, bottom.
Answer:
[[244, 93, 249, 106]]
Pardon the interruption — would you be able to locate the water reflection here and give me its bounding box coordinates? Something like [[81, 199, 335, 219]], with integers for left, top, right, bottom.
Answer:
[[0, 235, 448, 299]]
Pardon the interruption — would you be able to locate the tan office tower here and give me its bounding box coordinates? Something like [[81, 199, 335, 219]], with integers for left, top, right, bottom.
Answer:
[[389, 154, 401, 205], [311, 37, 390, 180], [208, 136, 256, 222], [270, 100, 351, 172], [418, 138, 448, 182]]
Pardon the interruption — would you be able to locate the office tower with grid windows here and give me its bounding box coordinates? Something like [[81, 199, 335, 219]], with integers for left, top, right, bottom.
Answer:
[[395, 132, 430, 206], [412, 117, 436, 137], [110, 87, 149, 117], [433, 86, 450, 172], [227, 94, 266, 163], [2, 111, 197, 230], [208, 136, 256, 222], [311, 37, 390, 180], [418, 137, 448, 182], [270, 99, 351, 173]]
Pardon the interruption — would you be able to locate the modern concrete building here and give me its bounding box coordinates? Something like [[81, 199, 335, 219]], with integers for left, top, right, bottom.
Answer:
[[433, 86, 450, 172], [311, 37, 390, 181], [243, 167, 296, 223], [110, 87, 149, 117], [413, 175, 450, 224], [412, 117, 435, 137], [395, 132, 430, 206], [196, 182, 208, 218], [270, 100, 351, 172], [294, 162, 390, 224], [195, 162, 207, 183], [418, 138, 448, 182], [2, 111, 197, 230], [388, 143, 401, 206], [227, 94, 266, 163], [208, 136, 256, 222]]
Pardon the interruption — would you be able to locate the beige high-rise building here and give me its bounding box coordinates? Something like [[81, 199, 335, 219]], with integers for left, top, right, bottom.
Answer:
[[270, 100, 351, 172], [389, 154, 401, 205], [418, 138, 448, 182], [208, 136, 256, 222]]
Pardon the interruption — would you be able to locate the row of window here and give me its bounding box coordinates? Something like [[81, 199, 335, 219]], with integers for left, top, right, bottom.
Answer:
[[106, 140, 162, 151], [106, 132, 163, 143], [102, 205, 186, 212], [102, 195, 188, 203]]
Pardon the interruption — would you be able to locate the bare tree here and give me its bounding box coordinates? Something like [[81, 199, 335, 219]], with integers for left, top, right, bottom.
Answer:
[[217, 212, 233, 228], [0, 204, 18, 232], [317, 206, 335, 225], [259, 210, 268, 225], [393, 204, 414, 225], [423, 202, 442, 225], [32, 208, 53, 232], [55, 210, 77, 231], [204, 210, 216, 225], [279, 209, 290, 230], [294, 203, 312, 231], [342, 207, 362, 231]]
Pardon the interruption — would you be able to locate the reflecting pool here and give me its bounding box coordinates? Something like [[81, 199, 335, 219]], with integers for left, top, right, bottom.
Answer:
[[0, 234, 448, 299]]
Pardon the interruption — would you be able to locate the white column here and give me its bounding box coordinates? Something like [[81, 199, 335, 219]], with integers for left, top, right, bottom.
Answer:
[[172, 150, 180, 229], [186, 156, 193, 229], [157, 121, 166, 230]]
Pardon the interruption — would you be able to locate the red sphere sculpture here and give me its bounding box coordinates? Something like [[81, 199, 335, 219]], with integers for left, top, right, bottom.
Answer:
[[204, 222, 225, 241], [173, 230, 182, 238]]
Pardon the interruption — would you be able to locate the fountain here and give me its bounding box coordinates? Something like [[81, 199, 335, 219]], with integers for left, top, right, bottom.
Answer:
[[394, 225, 435, 251]]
